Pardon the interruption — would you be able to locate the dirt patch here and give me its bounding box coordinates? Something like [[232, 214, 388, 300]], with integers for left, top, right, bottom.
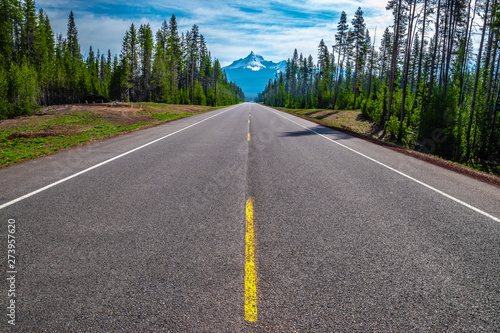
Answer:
[[7, 125, 92, 139], [1, 103, 157, 132], [96, 110, 155, 126], [39, 103, 147, 115], [0, 114, 55, 130]]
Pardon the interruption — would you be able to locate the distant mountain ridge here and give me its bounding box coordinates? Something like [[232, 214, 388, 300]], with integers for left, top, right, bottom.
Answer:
[[223, 52, 286, 100], [225, 51, 286, 72]]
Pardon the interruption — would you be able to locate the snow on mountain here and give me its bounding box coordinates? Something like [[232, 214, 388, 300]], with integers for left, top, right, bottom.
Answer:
[[224, 51, 286, 72], [223, 52, 286, 100]]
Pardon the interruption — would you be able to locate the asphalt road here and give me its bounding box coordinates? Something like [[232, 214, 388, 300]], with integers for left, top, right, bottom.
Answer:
[[1, 102, 499, 332]]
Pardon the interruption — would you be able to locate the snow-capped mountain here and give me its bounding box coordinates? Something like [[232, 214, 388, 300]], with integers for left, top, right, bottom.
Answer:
[[223, 52, 286, 100], [224, 51, 286, 72]]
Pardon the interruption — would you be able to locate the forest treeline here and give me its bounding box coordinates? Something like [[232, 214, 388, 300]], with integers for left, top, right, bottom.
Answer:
[[0, 0, 245, 120], [257, 1, 500, 169]]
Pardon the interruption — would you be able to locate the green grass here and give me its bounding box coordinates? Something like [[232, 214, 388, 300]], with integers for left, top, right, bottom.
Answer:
[[0, 115, 145, 167], [275, 107, 379, 137], [138, 110, 194, 121], [0, 103, 215, 167]]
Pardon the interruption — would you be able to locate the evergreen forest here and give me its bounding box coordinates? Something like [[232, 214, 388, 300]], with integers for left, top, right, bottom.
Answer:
[[0, 1, 245, 120]]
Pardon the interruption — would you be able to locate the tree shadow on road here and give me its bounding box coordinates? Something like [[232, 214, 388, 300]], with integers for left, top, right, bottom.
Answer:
[[278, 126, 354, 140]]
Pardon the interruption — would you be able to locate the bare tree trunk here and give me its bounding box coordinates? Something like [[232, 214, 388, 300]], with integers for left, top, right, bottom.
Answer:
[[438, 0, 449, 91], [458, 0, 476, 107], [399, 0, 418, 140], [365, 28, 377, 103], [332, 46, 346, 109], [466, 0, 490, 161], [191, 60, 194, 104], [487, 31, 500, 153], [484, 33, 496, 118], [410, 0, 428, 121], [442, 0, 458, 98], [328, 59, 335, 107], [489, 73, 500, 151], [481, 27, 498, 157], [352, 42, 359, 109], [427, 0, 441, 105], [387, 0, 404, 123]]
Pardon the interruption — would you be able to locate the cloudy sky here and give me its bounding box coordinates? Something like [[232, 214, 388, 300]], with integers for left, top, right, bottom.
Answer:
[[37, 0, 393, 66]]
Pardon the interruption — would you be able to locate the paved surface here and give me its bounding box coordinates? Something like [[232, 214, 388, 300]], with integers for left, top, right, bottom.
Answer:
[[1, 102, 499, 331]]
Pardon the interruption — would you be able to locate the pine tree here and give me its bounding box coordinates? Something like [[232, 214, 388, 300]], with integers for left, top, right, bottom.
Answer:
[[139, 24, 153, 101], [0, 0, 13, 69], [21, 0, 36, 63], [317, 39, 330, 107], [168, 14, 181, 103], [120, 24, 139, 101], [351, 7, 366, 109], [466, 0, 491, 161], [198, 34, 211, 95], [67, 11, 79, 60], [188, 24, 200, 104], [332, 11, 349, 109], [386, 0, 406, 123], [213, 59, 222, 106], [11, 0, 23, 61]]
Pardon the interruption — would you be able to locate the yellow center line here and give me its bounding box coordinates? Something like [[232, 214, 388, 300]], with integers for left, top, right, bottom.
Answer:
[[245, 197, 258, 322], [248, 133, 251, 141]]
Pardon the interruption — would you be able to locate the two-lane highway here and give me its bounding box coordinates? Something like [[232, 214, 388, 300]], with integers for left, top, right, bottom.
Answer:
[[1, 103, 499, 331]]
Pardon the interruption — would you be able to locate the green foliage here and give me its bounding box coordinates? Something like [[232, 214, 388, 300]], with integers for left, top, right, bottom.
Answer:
[[256, 3, 500, 175], [1, 9, 243, 121], [335, 87, 353, 110], [385, 114, 397, 138], [193, 81, 206, 106], [7, 61, 38, 117]]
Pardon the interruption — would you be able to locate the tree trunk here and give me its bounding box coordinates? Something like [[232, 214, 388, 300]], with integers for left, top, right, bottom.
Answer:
[[427, 0, 441, 105], [366, 28, 377, 103], [458, 0, 476, 107], [352, 42, 359, 110], [332, 46, 346, 109], [442, 0, 457, 99], [410, 0, 427, 124], [438, 0, 448, 90], [480, 28, 498, 157], [328, 59, 334, 107], [399, 0, 417, 140], [466, 0, 490, 161], [387, 0, 403, 123]]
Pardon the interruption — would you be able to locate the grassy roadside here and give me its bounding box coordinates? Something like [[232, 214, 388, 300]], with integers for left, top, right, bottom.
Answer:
[[0, 102, 220, 168], [272, 107, 385, 139]]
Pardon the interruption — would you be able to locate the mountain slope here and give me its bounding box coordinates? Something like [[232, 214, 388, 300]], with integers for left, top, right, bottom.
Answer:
[[223, 52, 286, 100]]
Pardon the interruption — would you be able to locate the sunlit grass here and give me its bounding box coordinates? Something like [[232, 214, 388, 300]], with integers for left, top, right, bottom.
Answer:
[[0, 103, 214, 167]]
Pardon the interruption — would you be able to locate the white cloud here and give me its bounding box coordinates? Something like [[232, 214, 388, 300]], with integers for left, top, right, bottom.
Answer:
[[37, 0, 395, 65]]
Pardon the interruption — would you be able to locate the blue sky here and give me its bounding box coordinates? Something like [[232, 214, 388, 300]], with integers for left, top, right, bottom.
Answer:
[[37, 0, 393, 66]]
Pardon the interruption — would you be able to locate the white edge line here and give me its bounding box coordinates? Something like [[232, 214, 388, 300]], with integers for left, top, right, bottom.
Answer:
[[0, 106, 237, 210], [266, 106, 500, 224]]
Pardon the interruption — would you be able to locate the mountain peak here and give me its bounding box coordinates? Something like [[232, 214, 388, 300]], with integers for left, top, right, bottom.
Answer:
[[222, 53, 287, 100], [224, 52, 285, 72]]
